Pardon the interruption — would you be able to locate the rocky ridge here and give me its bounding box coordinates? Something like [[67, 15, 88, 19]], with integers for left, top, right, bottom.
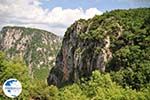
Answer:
[[0, 26, 62, 79], [47, 8, 150, 87]]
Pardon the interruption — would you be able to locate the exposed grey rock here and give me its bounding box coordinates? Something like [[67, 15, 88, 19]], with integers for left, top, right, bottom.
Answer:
[[0, 26, 62, 79], [47, 20, 114, 87]]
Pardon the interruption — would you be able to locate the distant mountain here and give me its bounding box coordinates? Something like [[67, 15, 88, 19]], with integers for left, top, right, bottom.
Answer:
[[47, 8, 150, 88], [0, 26, 62, 79]]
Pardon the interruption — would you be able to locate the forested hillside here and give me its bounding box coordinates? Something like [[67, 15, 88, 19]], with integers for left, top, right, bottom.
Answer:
[[48, 8, 150, 89], [0, 8, 150, 100], [0, 27, 62, 79]]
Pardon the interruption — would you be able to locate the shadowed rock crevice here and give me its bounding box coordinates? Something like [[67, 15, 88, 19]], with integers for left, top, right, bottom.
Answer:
[[47, 19, 113, 87], [48, 8, 150, 87]]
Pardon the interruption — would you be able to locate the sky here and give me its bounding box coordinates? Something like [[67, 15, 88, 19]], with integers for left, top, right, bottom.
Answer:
[[0, 0, 150, 36]]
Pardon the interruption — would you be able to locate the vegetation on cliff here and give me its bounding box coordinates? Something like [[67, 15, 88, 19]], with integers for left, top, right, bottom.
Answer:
[[0, 8, 150, 99], [0, 26, 62, 80], [0, 52, 149, 100], [48, 8, 150, 89]]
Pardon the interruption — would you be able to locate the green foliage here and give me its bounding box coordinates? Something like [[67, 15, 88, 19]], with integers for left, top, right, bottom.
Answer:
[[1, 26, 61, 80], [0, 53, 149, 100], [58, 84, 87, 100], [36, 70, 149, 100], [33, 67, 50, 80], [27, 71, 150, 100], [76, 8, 150, 91], [1, 8, 150, 100], [76, 71, 149, 100], [109, 31, 150, 90], [0, 52, 31, 99]]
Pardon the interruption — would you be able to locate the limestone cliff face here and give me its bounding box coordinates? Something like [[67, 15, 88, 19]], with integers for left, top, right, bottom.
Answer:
[[47, 19, 116, 87], [48, 8, 150, 87], [0, 26, 62, 78]]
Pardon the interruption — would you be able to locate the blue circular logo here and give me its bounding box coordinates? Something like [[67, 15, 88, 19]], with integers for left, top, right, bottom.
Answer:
[[2, 78, 22, 98]]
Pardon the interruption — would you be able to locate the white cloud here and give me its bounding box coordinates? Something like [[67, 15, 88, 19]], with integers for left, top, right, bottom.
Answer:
[[0, 0, 102, 36]]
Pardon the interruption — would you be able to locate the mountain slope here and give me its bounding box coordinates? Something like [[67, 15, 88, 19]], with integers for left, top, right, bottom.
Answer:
[[47, 8, 150, 88], [0, 26, 62, 79]]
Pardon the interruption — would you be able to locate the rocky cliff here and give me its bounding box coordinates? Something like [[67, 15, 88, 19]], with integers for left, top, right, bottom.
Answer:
[[47, 8, 150, 87], [0, 26, 62, 79]]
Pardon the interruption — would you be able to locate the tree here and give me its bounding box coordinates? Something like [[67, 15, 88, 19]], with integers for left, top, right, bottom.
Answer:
[[0, 52, 31, 99]]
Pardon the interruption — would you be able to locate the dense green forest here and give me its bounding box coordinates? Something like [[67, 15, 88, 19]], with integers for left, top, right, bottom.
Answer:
[[0, 51, 150, 100], [0, 8, 150, 100]]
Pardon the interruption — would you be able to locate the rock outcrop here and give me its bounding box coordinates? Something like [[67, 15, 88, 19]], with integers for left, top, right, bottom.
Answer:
[[0, 26, 62, 78], [47, 8, 150, 87], [47, 19, 115, 87]]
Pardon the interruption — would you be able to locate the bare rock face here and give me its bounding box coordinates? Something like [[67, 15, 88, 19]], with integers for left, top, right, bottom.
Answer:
[[47, 18, 117, 87], [0, 26, 62, 79], [47, 8, 150, 88]]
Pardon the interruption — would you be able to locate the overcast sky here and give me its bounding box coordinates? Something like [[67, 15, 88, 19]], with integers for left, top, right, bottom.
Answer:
[[0, 0, 150, 36]]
